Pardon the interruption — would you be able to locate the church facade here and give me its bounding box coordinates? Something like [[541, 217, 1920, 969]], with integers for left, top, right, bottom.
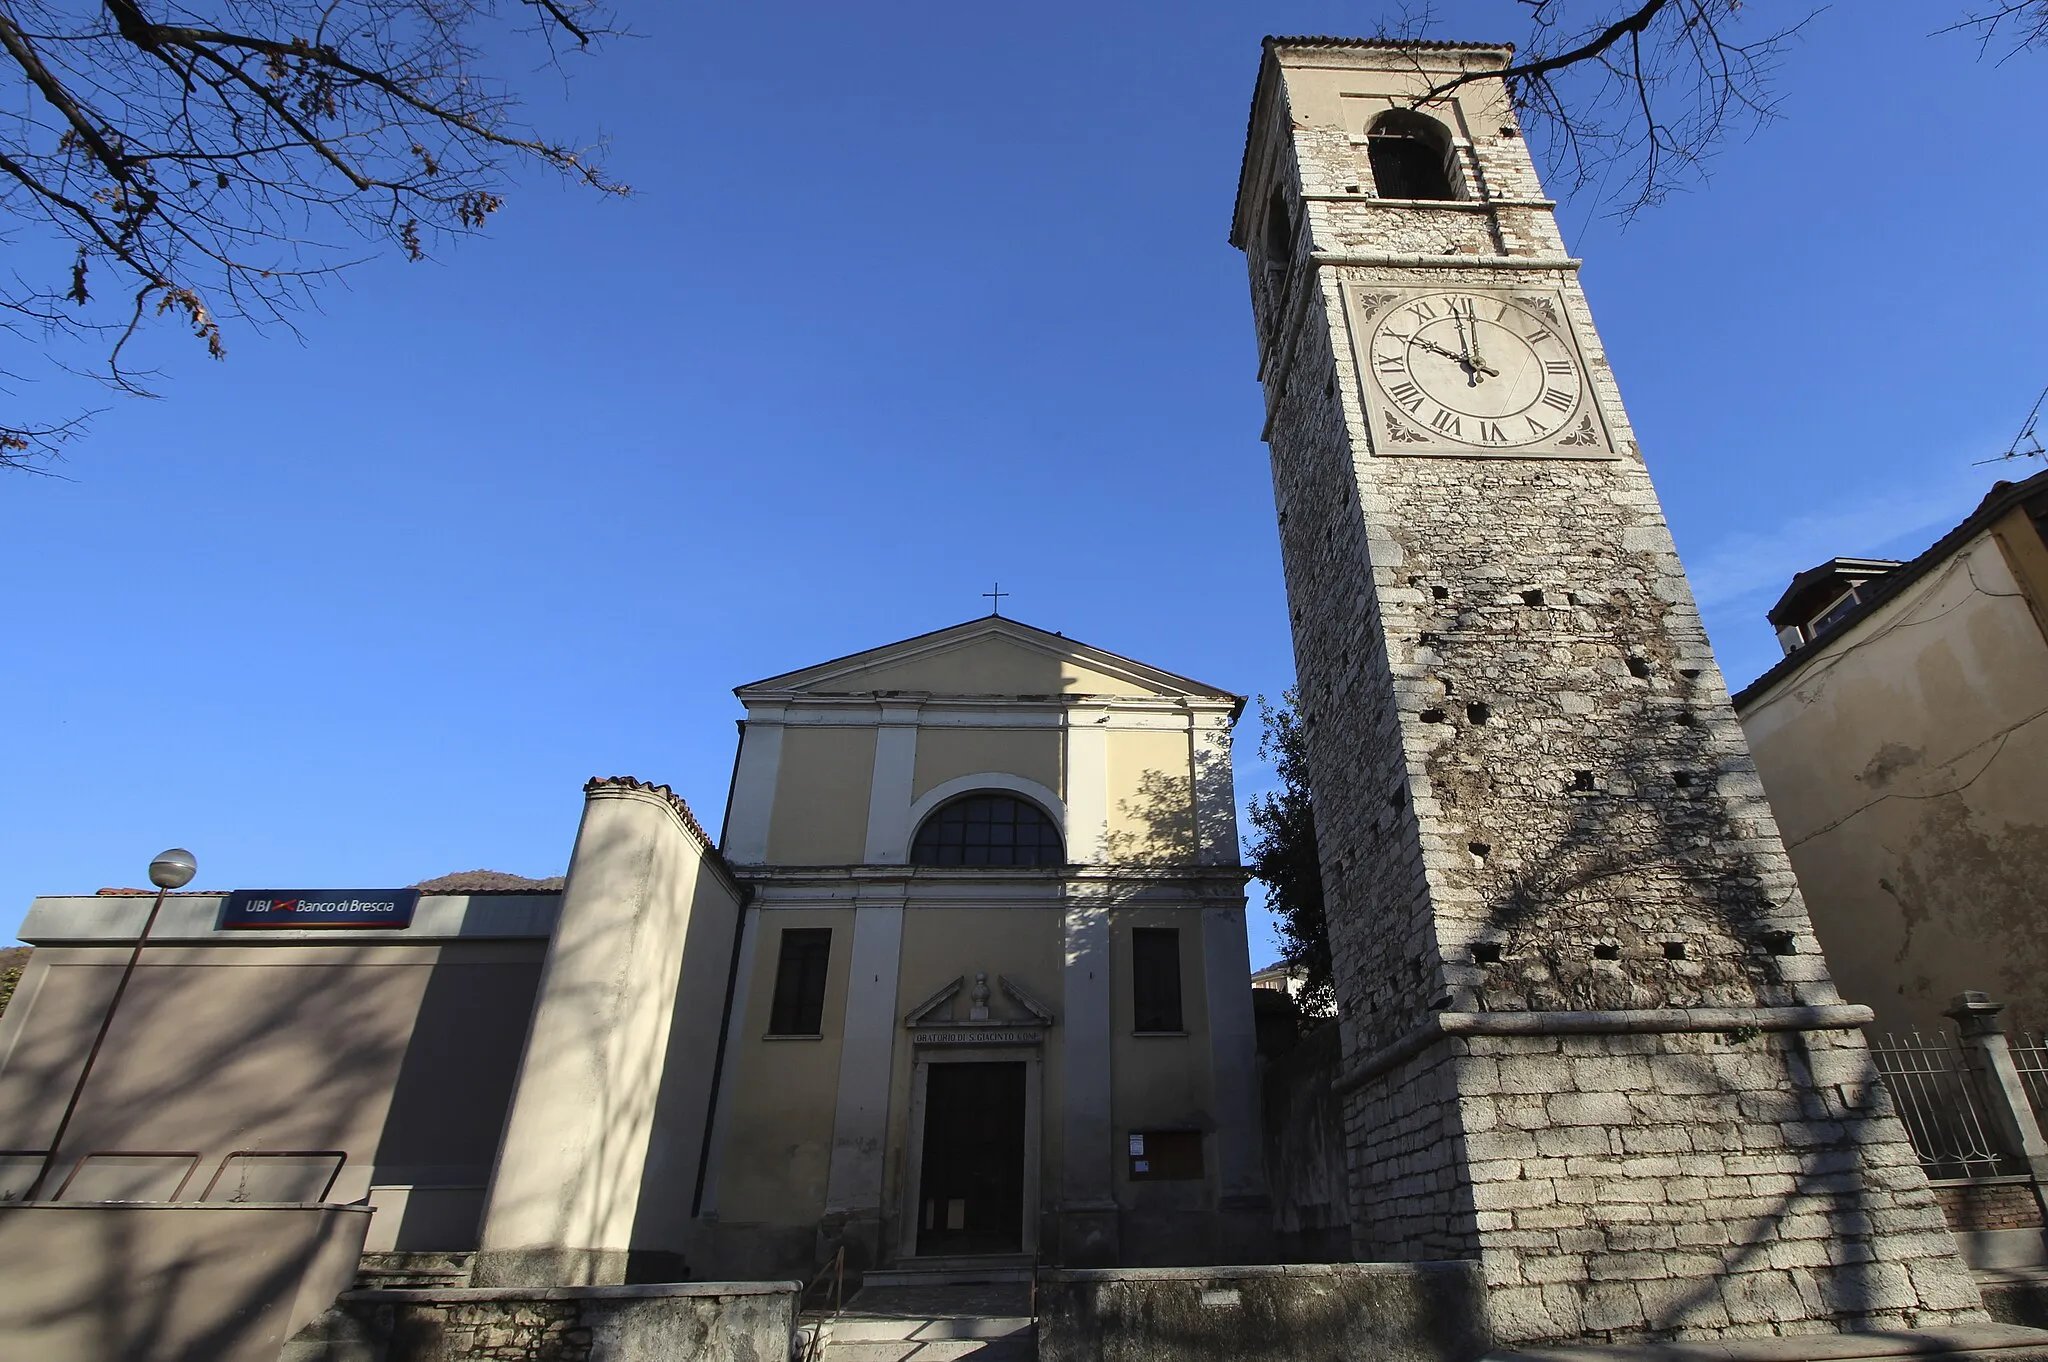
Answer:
[[696, 617, 1265, 1275], [0, 616, 1267, 1285]]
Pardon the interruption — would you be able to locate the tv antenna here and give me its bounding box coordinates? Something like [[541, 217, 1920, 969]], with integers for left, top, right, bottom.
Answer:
[[1975, 384, 2048, 466]]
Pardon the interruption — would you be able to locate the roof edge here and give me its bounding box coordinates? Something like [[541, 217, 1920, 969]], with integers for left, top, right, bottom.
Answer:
[[1733, 468, 2048, 710], [1264, 34, 1516, 55], [733, 615, 1244, 712]]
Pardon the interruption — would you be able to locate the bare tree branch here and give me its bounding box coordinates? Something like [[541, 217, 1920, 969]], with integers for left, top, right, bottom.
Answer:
[[0, 0, 626, 469], [1397, 1, 1819, 222], [1938, 2, 2048, 60]]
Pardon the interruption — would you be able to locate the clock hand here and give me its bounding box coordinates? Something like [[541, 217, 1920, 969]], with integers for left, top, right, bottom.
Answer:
[[1412, 335, 1499, 378]]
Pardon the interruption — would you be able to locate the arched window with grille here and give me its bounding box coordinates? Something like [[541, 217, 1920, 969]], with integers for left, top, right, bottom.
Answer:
[[909, 793, 1065, 867], [1367, 110, 1457, 201]]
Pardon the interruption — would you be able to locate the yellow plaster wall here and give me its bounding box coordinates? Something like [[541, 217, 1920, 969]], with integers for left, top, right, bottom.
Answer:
[[1107, 908, 1216, 1209], [1740, 530, 2048, 1032], [844, 637, 1157, 697], [1107, 730, 1196, 864], [711, 911, 855, 1226], [766, 727, 876, 864], [911, 729, 1064, 805]]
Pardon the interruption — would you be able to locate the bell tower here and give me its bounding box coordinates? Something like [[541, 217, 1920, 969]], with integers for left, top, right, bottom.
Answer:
[[1232, 38, 1982, 1342]]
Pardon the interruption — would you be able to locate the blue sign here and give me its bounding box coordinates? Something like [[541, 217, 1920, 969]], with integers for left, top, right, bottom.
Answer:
[[219, 889, 419, 930]]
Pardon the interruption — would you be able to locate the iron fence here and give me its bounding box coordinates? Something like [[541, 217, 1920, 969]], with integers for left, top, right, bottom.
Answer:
[[2009, 1032, 2048, 1131], [1867, 1030, 2018, 1180]]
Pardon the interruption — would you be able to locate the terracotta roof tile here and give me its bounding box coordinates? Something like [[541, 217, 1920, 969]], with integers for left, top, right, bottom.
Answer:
[[1265, 35, 1515, 53], [584, 776, 735, 882]]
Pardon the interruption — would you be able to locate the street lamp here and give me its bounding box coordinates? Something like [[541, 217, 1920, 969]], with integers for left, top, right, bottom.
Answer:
[[25, 848, 197, 1201], [150, 848, 197, 891]]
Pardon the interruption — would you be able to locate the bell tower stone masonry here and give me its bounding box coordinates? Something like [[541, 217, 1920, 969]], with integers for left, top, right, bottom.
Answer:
[[1232, 38, 1984, 1342]]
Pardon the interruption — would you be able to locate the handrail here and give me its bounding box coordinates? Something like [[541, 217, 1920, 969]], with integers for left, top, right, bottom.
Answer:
[[4, 1148, 349, 1205], [198, 1150, 347, 1203], [798, 1245, 844, 1362], [54, 1150, 203, 1203]]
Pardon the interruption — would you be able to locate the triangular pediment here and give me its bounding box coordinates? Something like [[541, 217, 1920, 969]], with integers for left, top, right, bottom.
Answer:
[[735, 617, 1239, 705]]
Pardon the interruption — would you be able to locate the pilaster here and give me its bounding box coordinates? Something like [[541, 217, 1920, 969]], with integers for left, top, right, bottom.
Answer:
[[724, 708, 785, 865], [1201, 900, 1271, 1259], [1059, 891, 1118, 1265], [1190, 709, 1242, 867], [1064, 706, 1111, 865], [861, 703, 923, 864], [820, 891, 906, 1270]]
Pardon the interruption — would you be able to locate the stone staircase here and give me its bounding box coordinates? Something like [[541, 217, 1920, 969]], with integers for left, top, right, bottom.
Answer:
[[801, 1259, 1034, 1362], [352, 1250, 474, 1291]]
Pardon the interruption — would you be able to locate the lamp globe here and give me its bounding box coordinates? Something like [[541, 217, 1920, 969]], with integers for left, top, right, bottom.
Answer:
[[149, 848, 198, 891]]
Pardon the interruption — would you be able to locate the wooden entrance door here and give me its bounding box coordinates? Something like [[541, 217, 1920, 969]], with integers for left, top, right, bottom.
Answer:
[[915, 1061, 1026, 1256]]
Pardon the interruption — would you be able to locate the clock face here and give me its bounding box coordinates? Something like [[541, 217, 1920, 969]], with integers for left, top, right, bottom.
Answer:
[[1367, 291, 1586, 448]]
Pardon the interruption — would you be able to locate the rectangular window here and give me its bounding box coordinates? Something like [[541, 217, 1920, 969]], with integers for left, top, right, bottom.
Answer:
[[1127, 1130, 1203, 1181], [1132, 928, 1183, 1033], [768, 928, 832, 1036]]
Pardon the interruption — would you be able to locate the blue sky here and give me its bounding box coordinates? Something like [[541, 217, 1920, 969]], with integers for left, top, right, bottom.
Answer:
[[5, 2, 2044, 963]]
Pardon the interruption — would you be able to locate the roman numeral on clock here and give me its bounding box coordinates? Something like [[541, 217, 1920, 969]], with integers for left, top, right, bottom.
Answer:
[[1539, 388, 1574, 412], [1544, 360, 1575, 375], [1409, 301, 1437, 320], [1477, 421, 1507, 444], [1429, 409, 1463, 437], [1376, 356, 1407, 373], [1387, 381, 1427, 413]]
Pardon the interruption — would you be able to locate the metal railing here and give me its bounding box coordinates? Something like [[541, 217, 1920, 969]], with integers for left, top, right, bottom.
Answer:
[[2009, 1031, 2048, 1128], [1869, 1030, 2018, 1180], [797, 1245, 845, 1362], [1, 1148, 347, 1204]]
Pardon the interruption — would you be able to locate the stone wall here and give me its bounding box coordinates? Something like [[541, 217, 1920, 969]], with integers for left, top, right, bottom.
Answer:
[[287, 1281, 798, 1362], [1037, 1261, 1489, 1362]]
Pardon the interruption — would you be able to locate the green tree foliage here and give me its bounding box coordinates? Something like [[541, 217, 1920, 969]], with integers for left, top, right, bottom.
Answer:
[[1245, 690, 1332, 1017], [0, 946, 28, 1017]]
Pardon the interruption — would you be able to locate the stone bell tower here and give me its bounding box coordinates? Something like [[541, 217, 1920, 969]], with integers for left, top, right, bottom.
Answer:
[[1232, 37, 1982, 1342]]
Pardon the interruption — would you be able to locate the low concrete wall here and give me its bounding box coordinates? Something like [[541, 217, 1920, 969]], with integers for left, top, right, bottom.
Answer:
[[1037, 1261, 1491, 1362], [0, 1201, 370, 1362], [290, 1280, 800, 1362]]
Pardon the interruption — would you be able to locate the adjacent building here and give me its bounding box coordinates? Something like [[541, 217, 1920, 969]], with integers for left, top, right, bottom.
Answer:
[[1735, 469, 2048, 1035]]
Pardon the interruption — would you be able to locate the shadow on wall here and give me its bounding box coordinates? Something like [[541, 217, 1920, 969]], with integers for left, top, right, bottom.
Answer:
[[1413, 594, 1948, 1333], [371, 949, 545, 1249], [0, 1177, 369, 1361], [0, 924, 542, 1246], [1106, 768, 1197, 865]]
